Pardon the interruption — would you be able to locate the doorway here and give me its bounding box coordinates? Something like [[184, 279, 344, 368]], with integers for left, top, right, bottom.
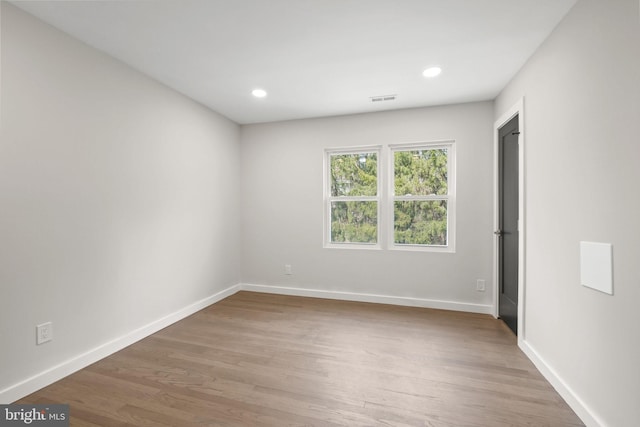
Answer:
[[497, 114, 519, 335]]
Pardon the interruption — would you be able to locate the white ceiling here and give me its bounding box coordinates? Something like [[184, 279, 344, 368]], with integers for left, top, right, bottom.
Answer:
[[11, 0, 577, 124]]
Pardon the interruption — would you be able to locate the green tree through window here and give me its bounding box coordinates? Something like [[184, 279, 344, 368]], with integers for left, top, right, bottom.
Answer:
[[328, 152, 378, 244], [325, 143, 454, 250], [393, 148, 449, 246]]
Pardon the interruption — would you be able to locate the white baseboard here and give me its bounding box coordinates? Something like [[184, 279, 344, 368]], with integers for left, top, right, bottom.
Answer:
[[240, 283, 494, 315], [0, 283, 241, 404], [519, 339, 603, 427]]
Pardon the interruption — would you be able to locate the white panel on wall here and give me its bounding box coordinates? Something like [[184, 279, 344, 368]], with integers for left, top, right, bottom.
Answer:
[[580, 241, 613, 295]]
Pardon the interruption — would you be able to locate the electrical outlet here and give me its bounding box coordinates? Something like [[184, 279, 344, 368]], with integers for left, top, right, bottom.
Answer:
[[476, 279, 486, 292], [36, 322, 53, 345], [285, 264, 292, 275]]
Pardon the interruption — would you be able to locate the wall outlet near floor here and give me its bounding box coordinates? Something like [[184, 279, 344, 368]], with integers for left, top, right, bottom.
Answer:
[[36, 322, 53, 345], [476, 279, 486, 292], [285, 264, 292, 275]]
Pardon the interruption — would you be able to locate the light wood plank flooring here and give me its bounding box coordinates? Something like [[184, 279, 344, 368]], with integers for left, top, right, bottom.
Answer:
[[18, 291, 584, 426]]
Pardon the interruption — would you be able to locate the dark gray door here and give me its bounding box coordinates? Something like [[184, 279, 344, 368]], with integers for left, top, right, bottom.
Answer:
[[498, 115, 519, 335]]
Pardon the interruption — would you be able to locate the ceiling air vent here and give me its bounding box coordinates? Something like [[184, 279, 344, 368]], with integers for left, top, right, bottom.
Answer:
[[370, 94, 397, 102]]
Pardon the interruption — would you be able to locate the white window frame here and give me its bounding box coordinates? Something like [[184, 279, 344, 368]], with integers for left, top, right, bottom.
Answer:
[[323, 146, 382, 250], [388, 141, 456, 253]]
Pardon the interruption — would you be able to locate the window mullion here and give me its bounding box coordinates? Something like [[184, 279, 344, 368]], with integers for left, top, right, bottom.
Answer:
[[329, 196, 379, 202], [393, 195, 449, 201]]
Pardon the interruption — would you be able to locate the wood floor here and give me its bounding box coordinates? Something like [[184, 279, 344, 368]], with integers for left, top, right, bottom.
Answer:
[[18, 292, 584, 426]]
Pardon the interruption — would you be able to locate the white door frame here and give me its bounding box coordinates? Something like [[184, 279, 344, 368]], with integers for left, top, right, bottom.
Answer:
[[493, 98, 526, 342]]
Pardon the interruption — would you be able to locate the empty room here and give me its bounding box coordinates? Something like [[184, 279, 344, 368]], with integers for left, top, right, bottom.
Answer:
[[1, 0, 638, 426]]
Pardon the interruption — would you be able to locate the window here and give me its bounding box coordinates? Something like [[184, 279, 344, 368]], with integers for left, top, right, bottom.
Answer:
[[324, 142, 455, 251], [390, 143, 455, 250], [325, 148, 380, 246]]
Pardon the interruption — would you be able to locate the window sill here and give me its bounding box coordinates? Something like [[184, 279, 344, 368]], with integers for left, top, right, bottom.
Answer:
[[323, 243, 382, 250], [389, 244, 455, 253]]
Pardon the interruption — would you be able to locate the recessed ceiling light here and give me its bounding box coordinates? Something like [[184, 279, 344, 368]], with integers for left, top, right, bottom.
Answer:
[[252, 88, 267, 98], [423, 67, 442, 78]]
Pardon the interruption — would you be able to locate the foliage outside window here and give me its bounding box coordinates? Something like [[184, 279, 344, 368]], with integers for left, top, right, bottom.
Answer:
[[325, 142, 454, 251], [327, 150, 379, 245], [392, 145, 452, 247]]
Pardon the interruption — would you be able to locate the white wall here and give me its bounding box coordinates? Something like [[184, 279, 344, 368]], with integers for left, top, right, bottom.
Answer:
[[0, 3, 241, 401], [495, 0, 640, 425], [240, 102, 495, 311]]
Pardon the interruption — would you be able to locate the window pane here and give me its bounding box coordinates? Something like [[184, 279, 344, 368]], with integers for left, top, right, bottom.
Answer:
[[394, 149, 447, 196], [330, 153, 377, 197], [331, 201, 377, 243], [394, 200, 447, 245]]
